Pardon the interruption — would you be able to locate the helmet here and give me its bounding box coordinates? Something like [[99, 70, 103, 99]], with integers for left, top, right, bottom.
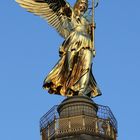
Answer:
[[79, 0, 88, 3]]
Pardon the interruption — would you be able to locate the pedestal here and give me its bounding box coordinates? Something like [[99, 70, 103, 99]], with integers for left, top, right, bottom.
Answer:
[[40, 96, 117, 140], [57, 96, 98, 118]]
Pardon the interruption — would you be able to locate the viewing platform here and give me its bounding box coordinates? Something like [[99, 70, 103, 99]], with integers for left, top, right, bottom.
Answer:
[[40, 96, 117, 140]]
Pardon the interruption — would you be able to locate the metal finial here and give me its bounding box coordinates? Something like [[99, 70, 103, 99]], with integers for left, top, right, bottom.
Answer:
[[95, 0, 99, 8]]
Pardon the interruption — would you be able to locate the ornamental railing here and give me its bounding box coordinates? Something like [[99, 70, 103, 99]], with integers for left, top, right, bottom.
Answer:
[[40, 104, 117, 140]]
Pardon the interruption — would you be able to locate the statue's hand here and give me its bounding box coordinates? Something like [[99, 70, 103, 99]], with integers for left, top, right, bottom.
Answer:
[[90, 23, 96, 29]]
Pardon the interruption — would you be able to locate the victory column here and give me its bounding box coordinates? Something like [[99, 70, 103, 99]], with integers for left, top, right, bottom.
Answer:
[[16, 0, 118, 139]]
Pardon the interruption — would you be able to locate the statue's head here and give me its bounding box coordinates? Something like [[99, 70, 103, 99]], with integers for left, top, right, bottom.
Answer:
[[74, 0, 88, 16]]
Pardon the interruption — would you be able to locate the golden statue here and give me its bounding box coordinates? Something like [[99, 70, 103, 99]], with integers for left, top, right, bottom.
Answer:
[[16, 0, 101, 98]]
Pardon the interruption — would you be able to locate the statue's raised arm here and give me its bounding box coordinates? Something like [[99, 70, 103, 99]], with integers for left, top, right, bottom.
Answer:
[[16, 0, 102, 98]]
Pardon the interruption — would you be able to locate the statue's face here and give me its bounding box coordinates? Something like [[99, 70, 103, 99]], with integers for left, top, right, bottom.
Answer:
[[77, 2, 87, 13]]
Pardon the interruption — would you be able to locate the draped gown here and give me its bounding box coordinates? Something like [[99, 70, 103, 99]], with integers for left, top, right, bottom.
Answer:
[[43, 14, 101, 98]]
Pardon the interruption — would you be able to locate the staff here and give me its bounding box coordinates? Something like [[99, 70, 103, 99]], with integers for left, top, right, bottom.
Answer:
[[91, 0, 99, 56]]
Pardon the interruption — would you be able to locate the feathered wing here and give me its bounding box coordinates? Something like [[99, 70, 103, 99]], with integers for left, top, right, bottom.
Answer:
[[16, 0, 73, 38]]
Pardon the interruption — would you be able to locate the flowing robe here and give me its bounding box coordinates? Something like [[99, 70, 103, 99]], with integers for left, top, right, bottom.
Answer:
[[43, 14, 101, 98]]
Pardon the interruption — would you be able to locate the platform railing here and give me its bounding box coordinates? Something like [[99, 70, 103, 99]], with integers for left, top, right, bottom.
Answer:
[[40, 104, 117, 140], [41, 116, 117, 140]]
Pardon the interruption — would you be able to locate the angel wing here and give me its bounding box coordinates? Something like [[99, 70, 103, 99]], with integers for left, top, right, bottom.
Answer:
[[16, 0, 73, 38]]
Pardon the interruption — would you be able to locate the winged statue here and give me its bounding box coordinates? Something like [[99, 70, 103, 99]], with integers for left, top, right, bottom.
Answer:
[[16, 0, 102, 98]]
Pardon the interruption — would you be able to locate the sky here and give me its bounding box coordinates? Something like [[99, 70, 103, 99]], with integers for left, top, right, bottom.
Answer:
[[0, 0, 140, 140]]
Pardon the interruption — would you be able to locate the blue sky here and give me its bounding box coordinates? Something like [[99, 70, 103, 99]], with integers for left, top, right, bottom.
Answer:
[[0, 0, 140, 139]]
